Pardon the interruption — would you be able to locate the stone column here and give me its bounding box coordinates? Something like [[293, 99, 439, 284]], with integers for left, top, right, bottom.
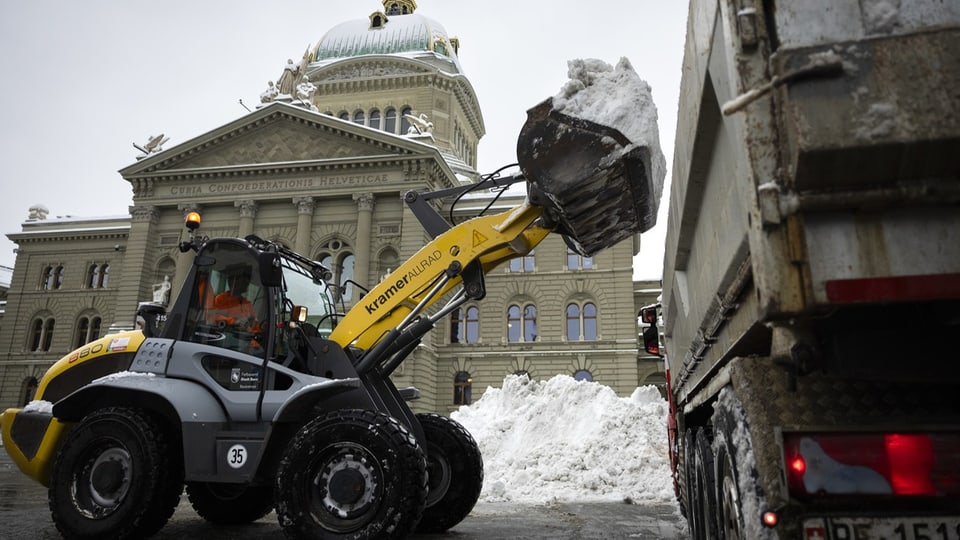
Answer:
[[293, 196, 315, 256], [353, 193, 375, 290], [235, 199, 259, 239], [108, 205, 160, 332], [172, 204, 201, 298]]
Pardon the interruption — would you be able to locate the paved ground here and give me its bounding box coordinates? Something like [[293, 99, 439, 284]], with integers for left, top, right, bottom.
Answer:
[[0, 449, 688, 539]]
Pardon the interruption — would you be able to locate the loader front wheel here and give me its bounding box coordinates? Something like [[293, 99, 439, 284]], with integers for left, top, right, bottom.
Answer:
[[49, 407, 182, 539], [415, 413, 483, 533], [186, 482, 273, 524], [275, 409, 427, 539]]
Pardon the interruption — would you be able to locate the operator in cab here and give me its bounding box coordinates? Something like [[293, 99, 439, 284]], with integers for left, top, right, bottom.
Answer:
[[208, 268, 264, 354]]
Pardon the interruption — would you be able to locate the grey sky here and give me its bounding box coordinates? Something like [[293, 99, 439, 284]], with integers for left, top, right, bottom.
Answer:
[[0, 1, 687, 280]]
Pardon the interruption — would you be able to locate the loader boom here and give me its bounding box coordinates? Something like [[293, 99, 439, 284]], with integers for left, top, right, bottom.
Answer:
[[329, 179, 550, 359]]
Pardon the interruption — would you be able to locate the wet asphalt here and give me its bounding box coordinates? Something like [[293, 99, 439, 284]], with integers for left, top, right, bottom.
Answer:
[[0, 450, 688, 539]]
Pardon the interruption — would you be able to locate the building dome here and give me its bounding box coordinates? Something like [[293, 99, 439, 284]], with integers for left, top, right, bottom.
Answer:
[[311, 0, 462, 74]]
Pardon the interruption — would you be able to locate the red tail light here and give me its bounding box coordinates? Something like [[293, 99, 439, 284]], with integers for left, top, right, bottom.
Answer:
[[783, 432, 960, 498]]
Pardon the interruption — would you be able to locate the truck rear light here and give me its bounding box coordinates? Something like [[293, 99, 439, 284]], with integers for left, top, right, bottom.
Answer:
[[782, 432, 960, 498], [824, 273, 960, 304]]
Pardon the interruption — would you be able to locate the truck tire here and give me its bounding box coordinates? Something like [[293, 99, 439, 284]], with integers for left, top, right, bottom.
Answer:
[[414, 413, 483, 533], [275, 409, 427, 540], [691, 428, 718, 540], [48, 407, 182, 539], [712, 388, 766, 540], [186, 482, 273, 524]]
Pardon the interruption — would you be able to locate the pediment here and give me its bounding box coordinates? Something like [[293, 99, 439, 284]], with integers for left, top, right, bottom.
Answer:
[[120, 102, 436, 178]]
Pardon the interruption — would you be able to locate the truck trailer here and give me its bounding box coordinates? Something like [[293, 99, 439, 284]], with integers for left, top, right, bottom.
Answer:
[[652, 1, 960, 538]]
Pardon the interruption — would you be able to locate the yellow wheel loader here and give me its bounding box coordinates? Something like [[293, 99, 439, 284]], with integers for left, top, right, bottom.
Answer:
[[0, 98, 660, 539]]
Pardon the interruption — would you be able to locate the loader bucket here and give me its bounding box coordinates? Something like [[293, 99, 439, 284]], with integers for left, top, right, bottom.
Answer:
[[517, 98, 658, 256]]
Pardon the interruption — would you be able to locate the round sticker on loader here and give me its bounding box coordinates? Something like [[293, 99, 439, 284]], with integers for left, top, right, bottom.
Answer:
[[227, 444, 247, 469]]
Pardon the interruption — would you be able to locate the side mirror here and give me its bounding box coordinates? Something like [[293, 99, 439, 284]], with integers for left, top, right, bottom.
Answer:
[[640, 305, 661, 356], [259, 252, 283, 287]]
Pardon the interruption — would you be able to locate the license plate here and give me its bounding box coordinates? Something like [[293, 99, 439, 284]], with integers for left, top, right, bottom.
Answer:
[[804, 517, 960, 540]]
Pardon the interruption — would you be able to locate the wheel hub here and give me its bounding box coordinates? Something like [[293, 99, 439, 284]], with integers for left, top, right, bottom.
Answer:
[[317, 450, 378, 519], [87, 448, 132, 509], [329, 468, 366, 505]]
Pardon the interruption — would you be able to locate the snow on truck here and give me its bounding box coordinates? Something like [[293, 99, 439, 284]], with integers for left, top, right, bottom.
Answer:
[[643, 1, 960, 539], [0, 62, 664, 540]]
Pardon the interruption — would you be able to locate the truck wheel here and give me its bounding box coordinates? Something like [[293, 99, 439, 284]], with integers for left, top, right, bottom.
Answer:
[[691, 428, 718, 540], [414, 413, 483, 533], [275, 409, 427, 540], [49, 407, 182, 539], [713, 393, 751, 540], [186, 482, 273, 524]]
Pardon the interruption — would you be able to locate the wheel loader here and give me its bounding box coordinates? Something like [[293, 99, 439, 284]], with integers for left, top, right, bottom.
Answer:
[[0, 98, 660, 539]]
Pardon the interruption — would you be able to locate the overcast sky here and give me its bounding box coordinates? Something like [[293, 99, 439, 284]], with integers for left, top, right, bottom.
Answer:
[[0, 1, 687, 281]]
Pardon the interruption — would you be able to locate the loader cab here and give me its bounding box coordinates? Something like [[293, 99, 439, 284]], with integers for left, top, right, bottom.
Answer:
[[172, 239, 275, 358]]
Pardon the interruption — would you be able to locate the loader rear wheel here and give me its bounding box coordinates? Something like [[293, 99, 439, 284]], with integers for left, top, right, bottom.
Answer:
[[186, 482, 273, 524], [415, 413, 483, 533], [275, 409, 427, 539], [49, 407, 182, 539]]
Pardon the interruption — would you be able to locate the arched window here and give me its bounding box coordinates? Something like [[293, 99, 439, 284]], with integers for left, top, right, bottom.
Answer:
[[338, 111, 350, 121], [454, 371, 472, 405], [566, 247, 594, 270], [507, 304, 537, 343], [573, 369, 593, 382], [30, 316, 55, 352], [54, 265, 64, 289], [451, 306, 479, 344], [566, 303, 581, 340], [88, 263, 109, 288], [318, 239, 355, 303], [400, 106, 412, 134], [88, 264, 100, 288], [567, 302, 598, 341], [41, 266, 54, 290], [369, 109, 381, 130], [74, 315, 102, 348], [353, 110, 365, 125], [384, 108, 397, 133]]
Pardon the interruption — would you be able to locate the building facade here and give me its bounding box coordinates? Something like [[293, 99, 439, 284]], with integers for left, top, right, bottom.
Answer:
[[0, 1, 665, 414]]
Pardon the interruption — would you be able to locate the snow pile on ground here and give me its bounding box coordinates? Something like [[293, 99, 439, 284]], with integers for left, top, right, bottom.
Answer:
[[451, 374, 674, 504]]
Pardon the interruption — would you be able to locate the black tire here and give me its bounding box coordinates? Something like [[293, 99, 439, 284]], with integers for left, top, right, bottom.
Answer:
[[275, 409, 427, 540], [691, 428, 718, 540], [186, 482, 273, 524], [713, 393, 753, 540], [48, 407, 182, 539], [415, 413, 483, 533]]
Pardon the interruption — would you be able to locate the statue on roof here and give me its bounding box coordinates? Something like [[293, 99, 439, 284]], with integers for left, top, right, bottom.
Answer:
[[404, 112, 433, 134], [276, 47, 311, 98], [260, 81, 279, 103]]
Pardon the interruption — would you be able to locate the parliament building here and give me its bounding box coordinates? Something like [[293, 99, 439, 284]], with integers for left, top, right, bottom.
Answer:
[[0, 0, 664, 414]]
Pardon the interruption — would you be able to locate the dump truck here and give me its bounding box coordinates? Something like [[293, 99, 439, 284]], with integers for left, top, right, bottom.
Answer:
[[0, 82, 661, 539], [644, 1, 960, 538]]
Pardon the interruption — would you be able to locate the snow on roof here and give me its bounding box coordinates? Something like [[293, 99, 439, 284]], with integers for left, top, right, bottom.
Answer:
[[313, 12, 463, 74]]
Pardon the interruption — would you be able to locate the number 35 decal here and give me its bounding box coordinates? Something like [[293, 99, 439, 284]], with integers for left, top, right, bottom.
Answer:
[[227, 444, 248, 469]]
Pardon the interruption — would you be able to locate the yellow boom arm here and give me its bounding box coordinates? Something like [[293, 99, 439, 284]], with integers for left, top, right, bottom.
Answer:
[[328, 200, 550, 352]]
